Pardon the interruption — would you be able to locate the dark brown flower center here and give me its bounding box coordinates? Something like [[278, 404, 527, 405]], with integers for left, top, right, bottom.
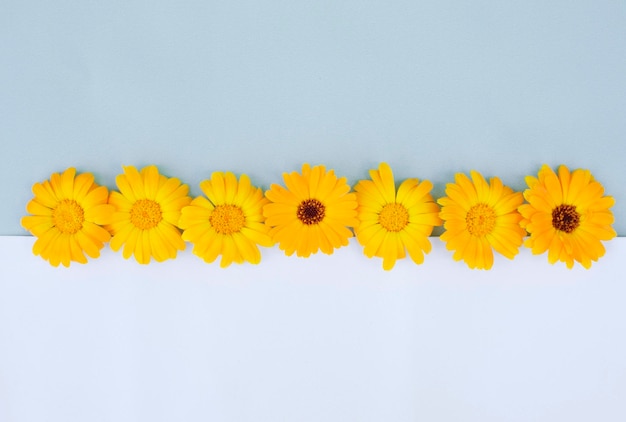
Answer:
[[552, 204, 580, 233], [297, 198, 325, 225]]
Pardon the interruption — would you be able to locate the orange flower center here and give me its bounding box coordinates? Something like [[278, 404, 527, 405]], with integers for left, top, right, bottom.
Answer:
[[297, 198, 326, 225], [552, 204, 580, 233], [210, 204, 246, 234], [466, 203, 496, 236], [130, 199, 162, 230], [378, 203, 409, 232], [52, 199, 85, 234]]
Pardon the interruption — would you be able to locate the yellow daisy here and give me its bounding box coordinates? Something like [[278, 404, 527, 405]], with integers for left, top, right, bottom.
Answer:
[[107, 165, 192, 264], [438, 171, 526, 270], [20, 167, 114, 267], [178, 172, 274, 267], [263, 163, 359, 257], [519, 164, 616, 269], [354, 163, 441, 270]]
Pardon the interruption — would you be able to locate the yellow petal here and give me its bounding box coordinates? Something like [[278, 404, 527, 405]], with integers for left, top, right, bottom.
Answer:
[[73, 172, 95, 201], [233, 174, 252, 207], [283, 169, 309, 200], [234, 232, 262, 264], [470, 171, 490, 203], [157, 177, 185, 203], [115, 174, 137, 203], [308, 165, 324, 199], [142, 165, 160, 199], [558, 165, 572, 203], [122, 165, 144, 199], [543, 167, 563, 206], [121, 227, 140, 260], [372, 163, 396, 204], [32, 181, 59, 208], [59, 168, 77, 201], [567, 168, 592, 204]]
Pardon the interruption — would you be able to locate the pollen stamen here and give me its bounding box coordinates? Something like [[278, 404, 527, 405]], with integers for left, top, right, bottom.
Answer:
[[52, 199, 85, 234], [466, 203, 496, 237], [210, 204, 246, 234], [130, 199, 163, 230], [378, 203, 409, 232]]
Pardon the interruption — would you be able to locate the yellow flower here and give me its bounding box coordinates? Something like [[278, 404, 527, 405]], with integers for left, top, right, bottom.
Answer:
[[263, 164, 358, 257], [107, 165, 192, 264], [20, 167, 114, 267], [178, 172, 273, 267], [519, 164, 616, 269], [354, 163, 441, 270], [438, 171, 525, 270]]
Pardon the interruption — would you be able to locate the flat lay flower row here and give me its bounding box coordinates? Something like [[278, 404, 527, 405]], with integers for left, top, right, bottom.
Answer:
[[21, 163, 616, 270]]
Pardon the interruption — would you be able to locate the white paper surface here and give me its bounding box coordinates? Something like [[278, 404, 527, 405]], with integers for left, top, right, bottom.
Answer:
[[1, 236, 625, 422]]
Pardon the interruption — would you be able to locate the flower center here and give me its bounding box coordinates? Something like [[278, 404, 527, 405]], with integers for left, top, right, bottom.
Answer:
[[130, 199, 163, 230], [210, 204, 246, 234], [466, 203, 496, 236], [297, 198, 326, 225], [552, 204, 580, 233], [52, 199, 85, 234], [378, 203, 409, 232]]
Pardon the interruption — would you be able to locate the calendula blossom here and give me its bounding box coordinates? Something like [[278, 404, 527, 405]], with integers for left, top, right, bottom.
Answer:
[[263, 164, 358, 257], [519, 164, 616, 269], [178, 172, 273, 267], [107, 165, 192, 264], [20, 167, 114, 267], [438, 171, 526, 269], [354, 163, 441, 270]]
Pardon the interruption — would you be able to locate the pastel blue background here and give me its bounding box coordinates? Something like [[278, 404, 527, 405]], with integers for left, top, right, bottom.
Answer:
[[1, 0, 624, 235]]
